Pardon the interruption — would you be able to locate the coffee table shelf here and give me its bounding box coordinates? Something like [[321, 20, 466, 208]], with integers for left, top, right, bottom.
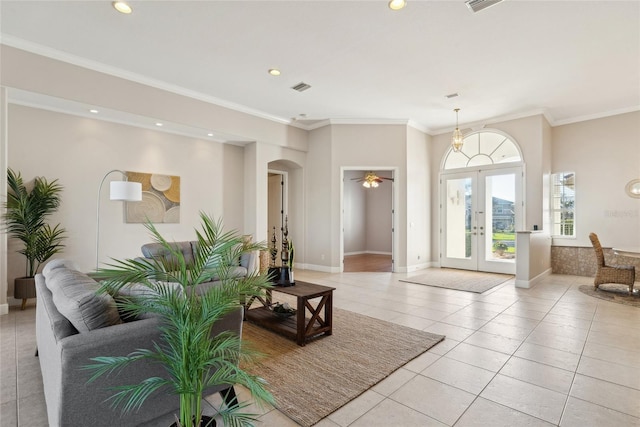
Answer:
[[244, 281, 335, 346]]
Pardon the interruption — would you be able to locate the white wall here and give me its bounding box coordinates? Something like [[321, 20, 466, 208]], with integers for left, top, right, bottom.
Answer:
[[306, 126, 333, 269], [365, 172, 392, 254], [5, 105, 245, 300], [0, 88, 8, 313], [406, 126, 430, 269], [343, 170, 366, 254], [551, 111, 640, 248]]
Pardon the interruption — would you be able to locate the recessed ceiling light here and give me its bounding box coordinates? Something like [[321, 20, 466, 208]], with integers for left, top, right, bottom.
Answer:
[[268, 68, 281, 76], [89, 109, 99, 114], [113, 2, 132, 14], [207, 133, 214, 137], [388, 0, 407, 11], [155, 122, 163, 127]]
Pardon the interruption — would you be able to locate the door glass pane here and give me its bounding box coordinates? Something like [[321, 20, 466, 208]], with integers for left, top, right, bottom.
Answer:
[[492, 141, 521, 164], [485, 174, 516, 262], [444, 131, 522, 170], [445, 151, 470, 169], [446, 178, 472, 259]]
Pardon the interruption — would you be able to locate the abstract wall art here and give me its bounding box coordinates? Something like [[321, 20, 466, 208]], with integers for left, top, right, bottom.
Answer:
[[125, 171, 180, 223]]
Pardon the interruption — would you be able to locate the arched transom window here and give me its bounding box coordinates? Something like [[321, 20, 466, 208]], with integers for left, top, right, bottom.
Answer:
[[443, 130, 522, 170]]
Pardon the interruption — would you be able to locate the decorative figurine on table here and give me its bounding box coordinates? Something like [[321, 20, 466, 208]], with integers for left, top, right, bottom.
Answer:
[[288, 240, 295, 284], [267, 226, 280, 283], [277, 216, 294, 286]]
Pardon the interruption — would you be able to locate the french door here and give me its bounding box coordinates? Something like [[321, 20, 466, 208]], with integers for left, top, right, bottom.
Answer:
[[440, 167, 522, 274]]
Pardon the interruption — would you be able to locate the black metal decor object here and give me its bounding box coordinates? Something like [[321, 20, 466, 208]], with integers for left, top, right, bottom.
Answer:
[[277, 216, 293, 286]]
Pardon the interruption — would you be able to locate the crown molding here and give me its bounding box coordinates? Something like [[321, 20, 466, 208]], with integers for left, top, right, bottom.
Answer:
[[328, 118, 410, 126], [6, 87, 252, 146], [431, 108, 552, 135], [1, 36, 291, 126], [290, 117, 414, 131], [551, 105, 640, 127], [407, 120, 431, 134]]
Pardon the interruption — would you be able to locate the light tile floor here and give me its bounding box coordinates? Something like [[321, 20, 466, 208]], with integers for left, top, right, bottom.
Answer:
[[1, 270, 640, 426]]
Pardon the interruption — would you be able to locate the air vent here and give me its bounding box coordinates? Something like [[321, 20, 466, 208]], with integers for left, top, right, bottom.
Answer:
[[465, 0, 504, 13], [291, 82, 311, 92], [445, 93, 459, 99]]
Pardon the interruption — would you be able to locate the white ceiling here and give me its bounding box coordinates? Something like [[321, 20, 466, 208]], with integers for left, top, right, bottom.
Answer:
[[1, 0, 639, 134]]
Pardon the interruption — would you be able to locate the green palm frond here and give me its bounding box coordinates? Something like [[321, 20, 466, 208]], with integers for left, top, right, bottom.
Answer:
[[108, 377, 171, 413]]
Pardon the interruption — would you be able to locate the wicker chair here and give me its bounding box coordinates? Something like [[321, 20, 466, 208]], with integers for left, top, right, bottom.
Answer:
[[589, 233, 635, 293]]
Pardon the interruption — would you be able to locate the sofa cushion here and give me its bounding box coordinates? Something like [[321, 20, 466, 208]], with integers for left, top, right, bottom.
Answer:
[[115, 281, 186, 321], [42, 258, 80, 277], [44, 267, 122, 332], [141, 242, 194, 267]]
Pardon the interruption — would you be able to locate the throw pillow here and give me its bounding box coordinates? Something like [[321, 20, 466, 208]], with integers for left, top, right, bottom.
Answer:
[[42, 258, 80, 278], [46, 268, 122, 332]]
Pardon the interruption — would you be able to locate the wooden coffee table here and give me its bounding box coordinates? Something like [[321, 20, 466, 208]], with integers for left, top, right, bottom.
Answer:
[[244, 281, 335, 346]]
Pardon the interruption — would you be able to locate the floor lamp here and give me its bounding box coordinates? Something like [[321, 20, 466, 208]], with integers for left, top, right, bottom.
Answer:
[[96, 170, 142, 269]]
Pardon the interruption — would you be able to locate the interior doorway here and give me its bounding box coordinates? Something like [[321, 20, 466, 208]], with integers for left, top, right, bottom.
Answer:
[[267, 170, 287, 264], [342, 169, 394, 272]]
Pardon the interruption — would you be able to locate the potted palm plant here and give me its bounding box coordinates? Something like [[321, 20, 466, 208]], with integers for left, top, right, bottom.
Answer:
[[494, 241, 509, 256], [86, 213, 274, 427], [2, 168, 66, 309]]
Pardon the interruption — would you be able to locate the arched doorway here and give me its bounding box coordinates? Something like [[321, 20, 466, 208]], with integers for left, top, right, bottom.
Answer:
[[440, 130, 524, 274]]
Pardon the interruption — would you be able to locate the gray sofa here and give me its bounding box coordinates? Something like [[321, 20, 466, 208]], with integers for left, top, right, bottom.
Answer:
[[36, 260, 243, 427], [141, 241, 257, 292]]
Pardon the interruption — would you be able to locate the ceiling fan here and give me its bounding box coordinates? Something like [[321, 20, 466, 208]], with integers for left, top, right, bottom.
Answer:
[[351, 172, 394, 188]]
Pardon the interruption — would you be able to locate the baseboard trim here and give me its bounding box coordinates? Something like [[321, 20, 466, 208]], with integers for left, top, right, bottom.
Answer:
[[300, 263, 342, 273], [0, 303, 8, 315], [396, 262, 431, 273], [515, 268, 552, 289], [344, 251, 392, 256]]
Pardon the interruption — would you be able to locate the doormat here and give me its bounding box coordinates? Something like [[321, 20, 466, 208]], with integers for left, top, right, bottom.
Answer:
[[400, 268, 513, 293]]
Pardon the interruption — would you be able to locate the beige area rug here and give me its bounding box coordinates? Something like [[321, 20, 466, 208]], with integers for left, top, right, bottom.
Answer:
[[400, 268, 513, 293], [241, 308, 445, 427], [578, 284, 640, 307]]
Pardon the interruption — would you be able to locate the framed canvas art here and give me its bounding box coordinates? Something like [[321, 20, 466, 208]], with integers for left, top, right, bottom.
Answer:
[[125, 171, 180, 223]]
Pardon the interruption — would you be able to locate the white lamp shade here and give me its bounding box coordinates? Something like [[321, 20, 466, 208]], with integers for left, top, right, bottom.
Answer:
[[110, 181, 142, 201]]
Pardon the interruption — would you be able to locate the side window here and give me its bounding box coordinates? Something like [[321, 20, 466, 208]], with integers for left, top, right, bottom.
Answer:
[[551, 172, 575, 237]]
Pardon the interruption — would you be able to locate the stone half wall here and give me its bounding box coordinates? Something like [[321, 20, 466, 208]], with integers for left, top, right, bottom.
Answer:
[[551, 246, 640, 279]]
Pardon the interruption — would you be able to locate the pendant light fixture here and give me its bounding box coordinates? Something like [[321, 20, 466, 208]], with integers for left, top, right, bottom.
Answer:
[[451, 108, 464, 152]]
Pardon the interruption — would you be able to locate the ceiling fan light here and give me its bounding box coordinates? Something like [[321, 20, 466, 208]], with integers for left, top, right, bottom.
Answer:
[[362, 181, 371, 188], [372, 181, 379, 188]]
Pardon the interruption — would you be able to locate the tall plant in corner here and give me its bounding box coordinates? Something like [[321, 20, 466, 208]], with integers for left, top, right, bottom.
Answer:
[[86, 213, 275, 427], [3, 168, 66, 275]]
